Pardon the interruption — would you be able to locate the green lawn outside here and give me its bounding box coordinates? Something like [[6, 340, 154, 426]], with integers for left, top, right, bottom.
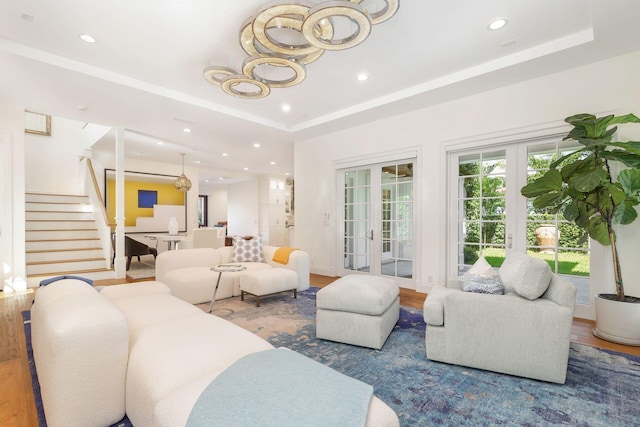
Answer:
[[482, 247, 590, 276]]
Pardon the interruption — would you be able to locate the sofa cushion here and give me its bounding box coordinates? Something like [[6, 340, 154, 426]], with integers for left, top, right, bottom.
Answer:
[[231, 236, 265, 263], [499, 252, 552, 300], [461, 256, 504, 295]]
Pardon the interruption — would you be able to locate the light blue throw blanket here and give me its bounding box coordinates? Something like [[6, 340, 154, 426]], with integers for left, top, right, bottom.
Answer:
[[186, 348, 373, 427]]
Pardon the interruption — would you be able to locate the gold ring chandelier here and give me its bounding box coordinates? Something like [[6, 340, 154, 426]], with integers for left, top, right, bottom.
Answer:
[[204, 0, 400, 99]]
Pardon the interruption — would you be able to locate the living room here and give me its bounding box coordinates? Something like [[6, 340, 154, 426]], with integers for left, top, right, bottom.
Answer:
[[2, 1, 640, 426]]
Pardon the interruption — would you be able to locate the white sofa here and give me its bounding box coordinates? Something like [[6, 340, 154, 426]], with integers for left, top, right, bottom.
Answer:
[[156, 246, 310, 304], [423, 253, 577, 384], [31, 279, 399, 427]]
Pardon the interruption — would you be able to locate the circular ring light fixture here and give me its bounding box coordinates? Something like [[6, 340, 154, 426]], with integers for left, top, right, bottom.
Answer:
[[252, 2, 330, 56], [203, 66, 238, 85], [350, 0, 399, 25], [220, 74, 271, 99], [242, 55, 306, 88], [302, 1, 371, 51], [240, 16, 327, 65]]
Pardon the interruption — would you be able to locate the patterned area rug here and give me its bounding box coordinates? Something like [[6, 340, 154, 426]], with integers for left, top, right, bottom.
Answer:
[[24, 288, 640, 426], [200, 288, 640, 427], [125, 258, 156, 280]]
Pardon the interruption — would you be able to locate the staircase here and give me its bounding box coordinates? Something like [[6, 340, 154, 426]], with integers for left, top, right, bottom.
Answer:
[[25, 192, 111, 280]]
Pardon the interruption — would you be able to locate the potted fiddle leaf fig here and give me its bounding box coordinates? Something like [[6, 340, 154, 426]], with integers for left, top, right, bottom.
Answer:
[[521, 113, 640, 346]]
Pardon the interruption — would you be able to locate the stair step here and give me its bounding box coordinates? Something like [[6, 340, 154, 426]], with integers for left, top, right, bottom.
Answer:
[[27, 248, 105, 263], [26, 211, 95, 220], [26, 193, 90, 204], [26, 220, 97, 231], [26, 229, 100, 240], [26, 258, 108, 276], [26, 202, 93, 212], [26, 238, 102, 251], [28, 268, 113, 279]]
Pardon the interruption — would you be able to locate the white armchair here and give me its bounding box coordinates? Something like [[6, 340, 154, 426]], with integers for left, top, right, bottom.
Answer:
[[423, 253, 577, 384]]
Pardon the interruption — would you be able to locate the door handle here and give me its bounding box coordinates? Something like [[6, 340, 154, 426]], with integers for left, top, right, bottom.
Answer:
[[508, 233, 513, 249], [370, 229, 374, 240]]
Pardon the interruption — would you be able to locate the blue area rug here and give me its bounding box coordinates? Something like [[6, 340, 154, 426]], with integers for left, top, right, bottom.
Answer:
[[25, 287, 640, 426], [206, 287, 640, 427]]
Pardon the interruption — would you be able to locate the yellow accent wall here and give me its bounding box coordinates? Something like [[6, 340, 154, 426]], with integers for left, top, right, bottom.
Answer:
[[107, 180, 185, 226]]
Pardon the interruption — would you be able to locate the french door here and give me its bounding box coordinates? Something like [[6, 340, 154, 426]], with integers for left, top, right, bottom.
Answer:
[[338, 159, 415, 285], [448, 137, 599, 317]]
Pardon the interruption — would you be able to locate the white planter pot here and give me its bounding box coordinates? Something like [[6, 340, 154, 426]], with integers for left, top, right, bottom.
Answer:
[[593, 294, 640, 346]]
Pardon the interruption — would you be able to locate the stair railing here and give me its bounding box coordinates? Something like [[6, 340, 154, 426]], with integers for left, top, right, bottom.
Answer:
[[82, 157, 114, 269]]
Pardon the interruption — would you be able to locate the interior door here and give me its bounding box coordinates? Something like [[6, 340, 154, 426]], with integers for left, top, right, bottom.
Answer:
[[338, 160, 415, 284]]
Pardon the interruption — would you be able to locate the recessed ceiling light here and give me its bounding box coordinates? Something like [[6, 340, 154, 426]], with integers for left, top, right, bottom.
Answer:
[[204, 179, 209, 183], [77, 105, 87, 111], [218, 177, 225, 180], [21, 13, 34, 22], [282, 104, 291, 112], [222, 153, 229, 157], [79, 34, 96, 43], [183, 128, 191, 133], [285, 172, 290, 176], [357, 73, 369, 81], [243, 167, 249, 171], [488, 18, 508, 31], [193, 160, 201, 164], [253, 143, 260, 148], [270, 161, 276, 165], [156, 141, 163, 145]]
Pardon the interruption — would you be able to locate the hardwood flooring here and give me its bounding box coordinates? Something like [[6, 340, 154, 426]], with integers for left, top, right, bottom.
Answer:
[[1, 274, 637, 426]]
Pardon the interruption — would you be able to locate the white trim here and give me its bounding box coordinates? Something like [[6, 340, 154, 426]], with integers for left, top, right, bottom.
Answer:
[[334, 148, 418, 170]]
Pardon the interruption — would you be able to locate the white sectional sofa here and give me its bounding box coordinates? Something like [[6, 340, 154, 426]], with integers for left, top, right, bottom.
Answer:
[[31, 279, 399, 427], [155, 246, 310, 304]]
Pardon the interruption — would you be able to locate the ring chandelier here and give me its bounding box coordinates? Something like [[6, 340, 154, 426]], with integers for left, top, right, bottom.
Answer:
[[203, 0, 399, 99]]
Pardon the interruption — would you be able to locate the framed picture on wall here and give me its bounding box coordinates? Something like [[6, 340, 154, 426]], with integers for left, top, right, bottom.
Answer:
[[24, 110, 51, 136], [104, 169, 187, 233]]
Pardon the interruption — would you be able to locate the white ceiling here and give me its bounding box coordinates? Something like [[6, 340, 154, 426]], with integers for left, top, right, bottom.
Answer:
[[2, 0, 640, 185]]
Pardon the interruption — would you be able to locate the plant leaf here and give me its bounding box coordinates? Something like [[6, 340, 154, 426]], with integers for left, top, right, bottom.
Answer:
[[606, 113, 640, 126], [570, 168, 607, 192], [521, 169, 563, 197], [607, 183, 627, 205], [614, 201, 638, 225], [609, 141, 640, 155], [618, 169, 640, 198], [587, 217, 612, 246], [533, 192, 564, 209], [601, 151, 640, 168], [563, 201, 580, 221]]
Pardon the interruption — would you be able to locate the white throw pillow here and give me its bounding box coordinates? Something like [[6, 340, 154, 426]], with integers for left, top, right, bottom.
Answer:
[[461, 256, 504, 295], [231, 236, 265, 263], [499, 252, 552, 300]]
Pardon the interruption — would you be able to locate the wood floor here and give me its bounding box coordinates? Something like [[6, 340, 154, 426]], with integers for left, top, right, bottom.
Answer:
[[1, 274, 638, 427]]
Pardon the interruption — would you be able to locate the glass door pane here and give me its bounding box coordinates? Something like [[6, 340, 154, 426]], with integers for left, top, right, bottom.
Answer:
[[526, 141, 590, 304], [380, 162, 414, 279], [456, 150, 507, 275], [343, 169, 371, 272]]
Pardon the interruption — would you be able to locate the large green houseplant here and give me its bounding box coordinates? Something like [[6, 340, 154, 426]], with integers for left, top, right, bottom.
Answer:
[[521, 113, 640, 345]]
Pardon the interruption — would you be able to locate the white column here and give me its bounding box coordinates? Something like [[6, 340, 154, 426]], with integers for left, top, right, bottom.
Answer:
[[114, 128, 127, 278]]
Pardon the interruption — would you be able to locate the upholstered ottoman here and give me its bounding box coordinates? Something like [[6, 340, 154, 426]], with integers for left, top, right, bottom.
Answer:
[[239, 268, 299, 306], [316, 275, 399, 350]]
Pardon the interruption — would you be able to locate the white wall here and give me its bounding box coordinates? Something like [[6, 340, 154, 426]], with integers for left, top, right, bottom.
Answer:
[[0, 105, 26, 291], [294, 51, 640, 302], [201, 185, 228, 226], [227, 180, 259, 236], [25, 116, 105, 193]]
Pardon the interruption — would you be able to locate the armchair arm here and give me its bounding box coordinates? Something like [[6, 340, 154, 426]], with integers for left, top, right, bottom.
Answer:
[[262, 246, 310, 291]]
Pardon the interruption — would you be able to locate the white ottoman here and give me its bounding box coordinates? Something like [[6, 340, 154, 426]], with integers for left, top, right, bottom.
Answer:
[[239, 268, 299, 307], [316, 275, 399, 350]]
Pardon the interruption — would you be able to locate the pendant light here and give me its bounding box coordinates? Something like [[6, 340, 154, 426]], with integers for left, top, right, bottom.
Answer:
[[174, 153, 192, 192]]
